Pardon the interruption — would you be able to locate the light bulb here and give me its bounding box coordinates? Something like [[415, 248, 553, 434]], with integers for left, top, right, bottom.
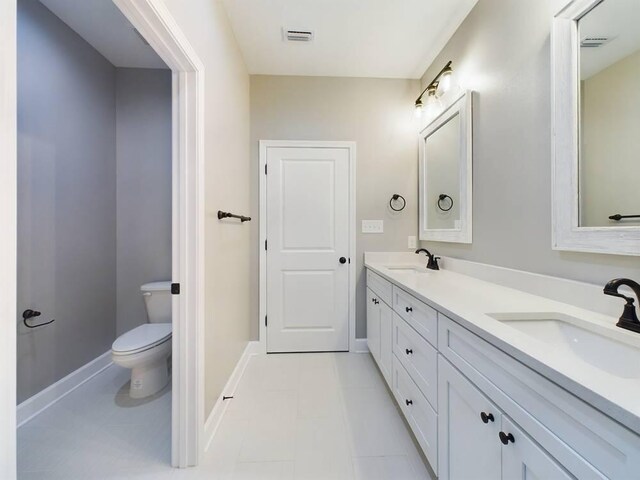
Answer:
[[438, 69, 452, 94], [424, 89, 441, 117], [414, 101, 424, 118]]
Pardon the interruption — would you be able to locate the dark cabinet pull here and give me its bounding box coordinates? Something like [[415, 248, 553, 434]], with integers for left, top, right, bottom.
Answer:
[[405, 306, 413, 313], [405, 399, 413, 406], [374, 299, 379, 305], [480, 412, 495, 424], [499, 432, 515, 445], [405, 348, 413, 355]]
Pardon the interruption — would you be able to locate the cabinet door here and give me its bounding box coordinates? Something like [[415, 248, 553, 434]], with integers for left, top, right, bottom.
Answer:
[[439, 357, 502, 480], [366, 288, 380, 362], [378, 300, 393, 386], [501, 417, 575, 480]]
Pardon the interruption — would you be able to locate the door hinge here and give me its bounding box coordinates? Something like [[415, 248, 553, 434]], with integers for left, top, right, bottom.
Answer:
[[265, 239, 268, 251], [265, 315, 268, 327], [171, 283, 180, 295], [264, 163, 268, 175]]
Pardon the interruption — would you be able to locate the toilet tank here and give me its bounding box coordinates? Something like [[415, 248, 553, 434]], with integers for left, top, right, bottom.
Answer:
[[141, 281, 172, 323]]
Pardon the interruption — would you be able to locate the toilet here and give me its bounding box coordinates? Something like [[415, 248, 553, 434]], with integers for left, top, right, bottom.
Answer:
[[112, 281, 172, 399]]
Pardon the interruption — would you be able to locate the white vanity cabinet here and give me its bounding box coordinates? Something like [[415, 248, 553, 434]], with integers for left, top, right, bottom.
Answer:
[[365, 265, 640, 480], [365, 271, 393, 387], [439, 355, 571, 480]]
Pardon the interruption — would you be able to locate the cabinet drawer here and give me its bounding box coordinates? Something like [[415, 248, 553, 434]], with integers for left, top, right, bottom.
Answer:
[[393, 286, 438, 347], [439, 314, 637, 479], [393, 313, 438, 410], [366, 269, 393, 306], [392, 355, 438, 474]]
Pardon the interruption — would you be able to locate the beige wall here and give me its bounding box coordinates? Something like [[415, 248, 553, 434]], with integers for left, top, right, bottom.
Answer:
[[161, 0, 251, 416], [250, 75, 420, 339], [581, 50, 640, 227], [419, 0, 640, 287]]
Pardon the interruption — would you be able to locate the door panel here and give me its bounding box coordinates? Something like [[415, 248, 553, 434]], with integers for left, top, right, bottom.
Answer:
[[439, 357, 502, 480], [367, 288, 381, 362], [502, 418, 575, 480], [267, 146, 350, 352]]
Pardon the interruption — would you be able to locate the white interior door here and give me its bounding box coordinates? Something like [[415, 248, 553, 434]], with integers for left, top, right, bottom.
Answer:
[[266, 146, 351, 352]]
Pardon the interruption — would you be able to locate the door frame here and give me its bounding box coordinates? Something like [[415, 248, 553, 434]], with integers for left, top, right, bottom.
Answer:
[[0, 0, 18, 476], [113, 0, 205, 468], [259, 140, 357, 354]]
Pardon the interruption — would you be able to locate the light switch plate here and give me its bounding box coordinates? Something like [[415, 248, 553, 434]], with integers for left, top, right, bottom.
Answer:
[[362, 220, 384, 233], [408, 236, 417, 249]]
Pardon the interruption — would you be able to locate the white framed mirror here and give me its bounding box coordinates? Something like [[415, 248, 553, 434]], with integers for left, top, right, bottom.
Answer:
[[419, 90, 473, 243], [552, 0, 640, 256]]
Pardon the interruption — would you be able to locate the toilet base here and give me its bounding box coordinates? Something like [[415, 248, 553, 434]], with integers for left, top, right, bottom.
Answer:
[[129, 359, 169, 399]]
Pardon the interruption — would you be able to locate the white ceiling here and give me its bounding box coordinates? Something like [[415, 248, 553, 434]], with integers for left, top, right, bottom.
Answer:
[[38, 0, 167, 69], [580, 0, 640, 79], [221, 0, 478, 79]]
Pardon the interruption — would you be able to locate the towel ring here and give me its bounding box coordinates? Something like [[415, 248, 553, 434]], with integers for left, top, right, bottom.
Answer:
[[437, 194, 453, 212], [389, 194, 406, 212]]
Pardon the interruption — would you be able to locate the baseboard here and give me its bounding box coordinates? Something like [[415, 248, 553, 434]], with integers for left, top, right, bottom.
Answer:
[[17, 351, 112, 427], [203, 341, 261, 451], [352, 338, 369, 353]]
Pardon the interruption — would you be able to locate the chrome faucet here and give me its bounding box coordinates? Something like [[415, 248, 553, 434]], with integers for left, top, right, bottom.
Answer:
[[603, 278, 640, 333], [415, 248, 440, 271]]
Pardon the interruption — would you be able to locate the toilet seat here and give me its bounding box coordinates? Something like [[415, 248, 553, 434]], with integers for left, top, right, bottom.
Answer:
[[112, 323, 172, 355]]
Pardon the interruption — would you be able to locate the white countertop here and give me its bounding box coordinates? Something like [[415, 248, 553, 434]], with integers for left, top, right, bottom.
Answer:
[[365, 256, 640, 435]]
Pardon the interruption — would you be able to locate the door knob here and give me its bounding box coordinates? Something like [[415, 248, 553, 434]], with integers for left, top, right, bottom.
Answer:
[[480, 412, 495, 424], [339, 257, 347, 264], [499, 432, 515, 445]]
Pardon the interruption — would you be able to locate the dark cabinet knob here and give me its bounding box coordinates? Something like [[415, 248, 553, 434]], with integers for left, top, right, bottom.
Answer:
[[405, 349, 413, 355], [405, 399, 413, 406], [480, 412, 495, 424], [374, 299, 379, 304], [339, 257, 347, 264], [405, 306, 413, 313], [499, 432, 515, 445]]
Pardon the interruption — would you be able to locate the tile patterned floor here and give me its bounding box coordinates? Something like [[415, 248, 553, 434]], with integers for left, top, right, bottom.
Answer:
[[18, 353, 433, 479]]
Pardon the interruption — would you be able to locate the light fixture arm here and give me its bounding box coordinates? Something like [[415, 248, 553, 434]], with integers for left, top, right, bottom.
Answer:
[[415, 60, 453, 105]]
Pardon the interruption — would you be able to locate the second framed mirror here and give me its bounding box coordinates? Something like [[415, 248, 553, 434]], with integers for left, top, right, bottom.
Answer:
[[418, 90, 473, 243]]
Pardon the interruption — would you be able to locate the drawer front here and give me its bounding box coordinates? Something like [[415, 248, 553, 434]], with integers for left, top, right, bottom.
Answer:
[[439, 314, 635, 479], [393, 286, 438, 347], [393, 355, 438, 474], [393, 313, 438, 410], [366, 269, 393, 306]]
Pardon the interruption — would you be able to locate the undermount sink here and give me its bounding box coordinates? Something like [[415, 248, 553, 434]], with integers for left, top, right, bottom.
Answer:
[[487, 312, 640, 379], [384, 266, 428, 274]]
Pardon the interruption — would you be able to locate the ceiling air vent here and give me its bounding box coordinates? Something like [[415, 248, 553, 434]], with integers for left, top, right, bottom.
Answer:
[[580, 36, 615, 48], [283, 28, 314, 42]]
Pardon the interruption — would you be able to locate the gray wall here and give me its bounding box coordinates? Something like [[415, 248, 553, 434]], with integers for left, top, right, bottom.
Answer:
[[419, 0, 640, 288], [17, 0, 116, 403], [581, 50, 640, 227], [250, 75, 420, 339], [116, 68, 172, 336]]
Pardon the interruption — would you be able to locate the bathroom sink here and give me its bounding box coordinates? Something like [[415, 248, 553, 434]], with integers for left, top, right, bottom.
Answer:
[[487, 312, 640, 379], [384, 266, 429, 274]]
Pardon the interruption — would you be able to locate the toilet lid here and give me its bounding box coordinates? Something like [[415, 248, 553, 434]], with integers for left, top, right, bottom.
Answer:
[[112, 324, 172, 354]]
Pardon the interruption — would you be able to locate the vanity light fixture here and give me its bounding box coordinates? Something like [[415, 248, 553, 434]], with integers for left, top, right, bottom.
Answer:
[[415, 60, 453, 117]]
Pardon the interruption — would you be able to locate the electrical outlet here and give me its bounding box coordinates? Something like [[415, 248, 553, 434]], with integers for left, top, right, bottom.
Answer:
[[408, 236, 417, 249], [362, 220, 384, 233]]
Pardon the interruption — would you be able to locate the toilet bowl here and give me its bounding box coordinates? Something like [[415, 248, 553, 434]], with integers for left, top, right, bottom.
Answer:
[[112, 281, 172, 398]]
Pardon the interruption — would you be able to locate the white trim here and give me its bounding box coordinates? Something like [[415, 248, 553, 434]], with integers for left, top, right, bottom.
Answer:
[[258, 140, 358, 353], [17, 352, 112, 428], [112, 0, 205, 468], [551, 0, 640, 256], [203, 341, 261, 450], [418, 90, 473, 244], [0, 0, 17, 476], [352, 338, 370, 354]]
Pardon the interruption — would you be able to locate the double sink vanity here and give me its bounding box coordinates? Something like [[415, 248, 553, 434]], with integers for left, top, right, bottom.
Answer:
[[365, 252, 640, 479]]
